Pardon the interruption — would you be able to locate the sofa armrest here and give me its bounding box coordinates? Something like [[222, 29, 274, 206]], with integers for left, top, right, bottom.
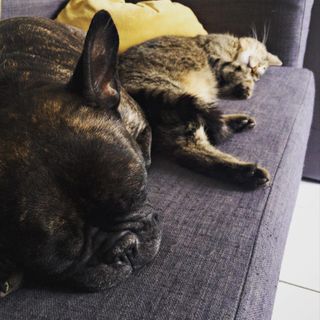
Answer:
[[177, 0, 314, 68], [303, 0, 320, 181]]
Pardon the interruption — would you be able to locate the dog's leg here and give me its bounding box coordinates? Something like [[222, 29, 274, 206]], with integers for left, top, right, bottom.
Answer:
[[172, 125, 270, 188], [0, 254, 23, 298]]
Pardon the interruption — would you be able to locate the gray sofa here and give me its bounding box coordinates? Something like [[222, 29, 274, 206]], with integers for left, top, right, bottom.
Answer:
[[0, 1, 316, 319]]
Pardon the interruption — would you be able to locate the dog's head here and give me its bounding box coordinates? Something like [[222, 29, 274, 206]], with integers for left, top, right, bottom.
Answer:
[[0, 11, 160, 296], [64, 11, 161, 272]]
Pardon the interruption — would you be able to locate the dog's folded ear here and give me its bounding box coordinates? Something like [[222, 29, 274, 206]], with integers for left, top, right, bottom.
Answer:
[[69, 10, 120, 109]]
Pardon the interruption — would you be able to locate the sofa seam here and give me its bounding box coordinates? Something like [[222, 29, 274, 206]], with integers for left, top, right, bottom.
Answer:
[[233, 71, 313, 320]]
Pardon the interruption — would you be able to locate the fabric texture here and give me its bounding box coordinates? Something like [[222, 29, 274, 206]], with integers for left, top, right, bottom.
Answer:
[[56, 0, 207, 53], [0, 68, 314, 320], [303, 0, 320, 181]]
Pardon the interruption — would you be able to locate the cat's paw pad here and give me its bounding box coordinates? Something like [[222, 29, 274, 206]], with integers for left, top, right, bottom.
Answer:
[[227, 115, 256, 132], [233, 81, 254, 99], [239, 164, 271, 188]]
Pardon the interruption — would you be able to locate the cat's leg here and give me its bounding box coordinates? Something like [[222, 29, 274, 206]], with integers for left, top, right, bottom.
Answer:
[[213, 60, 255, 99], [171, 125, 270, 188], [200, 110, 257, 146], [222, 114, 256, 132]]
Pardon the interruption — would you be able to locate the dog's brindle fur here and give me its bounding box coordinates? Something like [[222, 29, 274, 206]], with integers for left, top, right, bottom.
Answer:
[[0, 12, 161, 297]]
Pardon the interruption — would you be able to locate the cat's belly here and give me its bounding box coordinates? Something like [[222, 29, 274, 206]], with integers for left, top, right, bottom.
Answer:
[[179, 65, 218, 104]]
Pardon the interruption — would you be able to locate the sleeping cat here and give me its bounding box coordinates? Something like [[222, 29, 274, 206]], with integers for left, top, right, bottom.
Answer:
[[118, 33, 282, 188]]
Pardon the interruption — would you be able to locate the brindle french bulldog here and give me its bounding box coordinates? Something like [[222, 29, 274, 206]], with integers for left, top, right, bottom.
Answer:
[[0, 11, 161, 297]]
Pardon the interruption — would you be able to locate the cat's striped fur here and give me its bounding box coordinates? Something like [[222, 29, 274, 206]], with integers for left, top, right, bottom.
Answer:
[[118, 34, 282, 187]]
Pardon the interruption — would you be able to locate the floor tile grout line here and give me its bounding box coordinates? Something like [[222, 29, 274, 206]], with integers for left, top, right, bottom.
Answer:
[[279, 280, 320, 293]]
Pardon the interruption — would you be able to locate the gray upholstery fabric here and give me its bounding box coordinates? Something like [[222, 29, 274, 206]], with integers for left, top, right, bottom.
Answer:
[[1, 0, 67, 19], [234, 71, 315, 319], [303, 0, 320, 181], [0, 68, 314, 320], [178, 0, 314, 68]]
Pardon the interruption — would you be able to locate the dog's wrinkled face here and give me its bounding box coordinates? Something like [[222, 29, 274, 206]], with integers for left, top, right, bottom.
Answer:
[[64, 11, 161, 274], [0, 11, 160, 297]]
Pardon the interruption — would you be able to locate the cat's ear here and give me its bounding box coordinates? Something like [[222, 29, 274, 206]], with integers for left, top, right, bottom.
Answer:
[[69, 10, 120, 108], [267, 52, 282, 66]]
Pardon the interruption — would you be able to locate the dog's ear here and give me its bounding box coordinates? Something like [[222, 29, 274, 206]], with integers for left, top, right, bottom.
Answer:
[[69, 10, 120, 109]]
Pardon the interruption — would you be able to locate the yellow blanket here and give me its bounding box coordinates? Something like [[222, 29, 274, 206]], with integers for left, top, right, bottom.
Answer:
[[56, 0, 207, 53]]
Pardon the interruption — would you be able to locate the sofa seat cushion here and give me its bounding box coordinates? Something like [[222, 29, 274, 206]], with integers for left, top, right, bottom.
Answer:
[[0, 67, 314, 320]]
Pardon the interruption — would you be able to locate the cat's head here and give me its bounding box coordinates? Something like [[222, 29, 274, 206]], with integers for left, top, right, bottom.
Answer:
[[236, 37, 282, 80]]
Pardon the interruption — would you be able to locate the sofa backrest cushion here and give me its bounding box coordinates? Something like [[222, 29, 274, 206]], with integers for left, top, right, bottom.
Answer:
[[1, 0, 315, 67], [1, 0, 68, 19]]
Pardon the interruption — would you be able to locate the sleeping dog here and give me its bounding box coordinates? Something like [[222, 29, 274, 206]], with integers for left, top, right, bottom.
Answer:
[[0, 11, 161, 297]]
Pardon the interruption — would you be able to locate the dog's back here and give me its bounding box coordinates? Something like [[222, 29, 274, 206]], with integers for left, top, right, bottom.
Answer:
[[0, 17, 84, 85]]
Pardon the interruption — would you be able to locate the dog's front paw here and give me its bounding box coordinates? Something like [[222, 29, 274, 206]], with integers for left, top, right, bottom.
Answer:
[[0, 272, 23, 298], [237, 164, 271, 188], [0, 281, 10, 298]]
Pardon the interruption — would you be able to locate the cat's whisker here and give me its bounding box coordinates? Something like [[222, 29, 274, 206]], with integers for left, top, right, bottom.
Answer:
[[262, 23, 270, 45], [250, 24, 258, 40]]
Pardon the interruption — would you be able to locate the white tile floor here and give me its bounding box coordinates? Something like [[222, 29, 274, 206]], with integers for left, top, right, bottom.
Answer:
[[272, 181, 320, 320]]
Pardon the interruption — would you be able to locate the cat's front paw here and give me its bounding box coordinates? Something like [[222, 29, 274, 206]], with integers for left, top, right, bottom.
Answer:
[[237, 164, 271, 188], [233, 80, 255, 99]]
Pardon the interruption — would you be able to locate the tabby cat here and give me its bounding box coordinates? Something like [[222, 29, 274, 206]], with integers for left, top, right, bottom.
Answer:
[[118, 33, 282, 188]]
